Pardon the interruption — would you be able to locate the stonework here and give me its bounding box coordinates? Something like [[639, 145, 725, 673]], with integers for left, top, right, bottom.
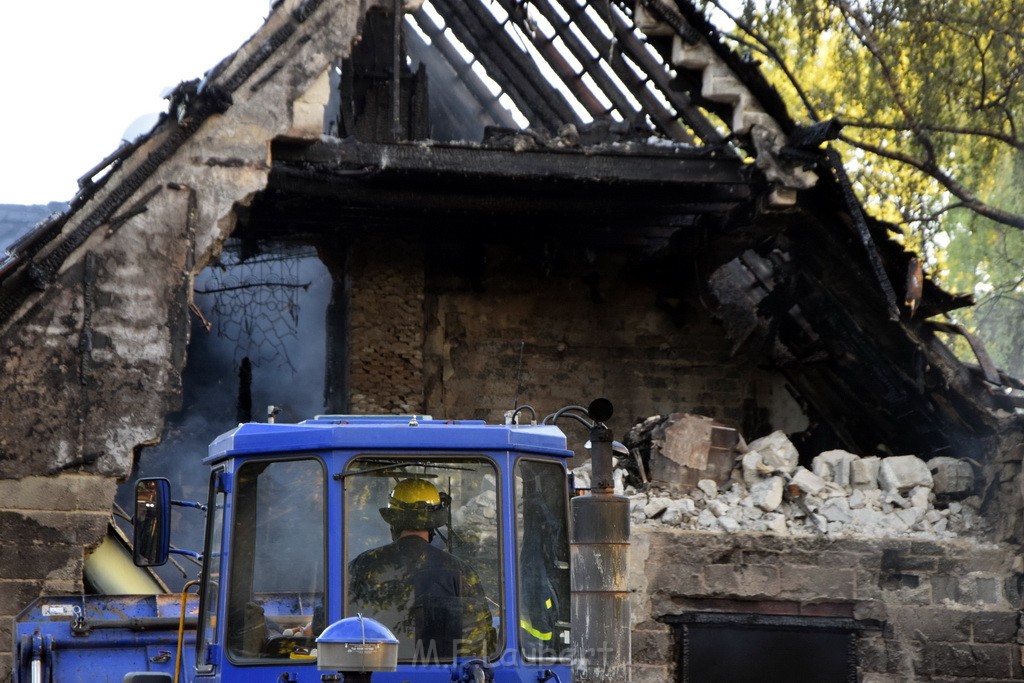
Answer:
[[630, 529, 1023, 681], [0, 2, 374, 678]]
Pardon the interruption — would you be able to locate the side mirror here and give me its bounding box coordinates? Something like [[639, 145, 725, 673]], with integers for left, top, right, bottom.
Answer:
[[133, 478, 171, 567]]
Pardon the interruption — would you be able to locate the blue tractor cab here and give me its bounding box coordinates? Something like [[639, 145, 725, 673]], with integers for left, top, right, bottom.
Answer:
[[54, 414, 574, 683], [197, 415, 574, 682], [13, 412, 602, 683]]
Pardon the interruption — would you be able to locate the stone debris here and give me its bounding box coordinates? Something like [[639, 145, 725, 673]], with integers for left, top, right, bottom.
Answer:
[[580, 428, 984, 539]]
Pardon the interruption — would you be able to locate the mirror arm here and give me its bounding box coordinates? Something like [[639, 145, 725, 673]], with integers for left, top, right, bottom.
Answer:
[[171, 500, 208, 513], [168, 548, 203, 562]]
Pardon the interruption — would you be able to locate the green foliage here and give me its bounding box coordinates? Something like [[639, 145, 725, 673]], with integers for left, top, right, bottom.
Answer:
[[943, 152, 1024, 375], [704, 0, 1024, 374]]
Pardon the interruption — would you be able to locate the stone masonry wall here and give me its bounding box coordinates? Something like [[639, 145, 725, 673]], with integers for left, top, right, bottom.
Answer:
[[630, 529, 1023, 682], [420, 242, 799, 441], [0, 2, 377, 679], [0, 476, 116, 679]]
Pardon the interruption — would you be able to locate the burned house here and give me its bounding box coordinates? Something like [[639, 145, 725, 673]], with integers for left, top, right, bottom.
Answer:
[[1, 0, 1022, 680]]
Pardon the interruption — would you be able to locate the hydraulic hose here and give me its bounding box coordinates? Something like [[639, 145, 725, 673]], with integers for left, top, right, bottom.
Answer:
[[175, 580, 201, 683]]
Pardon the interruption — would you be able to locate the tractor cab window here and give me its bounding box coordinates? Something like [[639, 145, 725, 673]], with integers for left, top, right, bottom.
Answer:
[[226, 458, 326, 662], [343, 456, 501, 664], [515, 459, 571, 662]]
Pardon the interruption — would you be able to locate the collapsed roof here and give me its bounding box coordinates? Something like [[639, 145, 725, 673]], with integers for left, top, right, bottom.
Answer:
[[1, 0, 1019, 462]]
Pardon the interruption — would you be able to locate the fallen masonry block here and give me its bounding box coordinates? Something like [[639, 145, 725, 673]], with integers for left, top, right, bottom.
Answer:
[[741, 451, 769, 487], [751, 476, 784, 512], [790, 466, 827, 495], [879, 455, 933, 492], [626, 413, 738, 492], [928, 457, 976, 497], [851, 456, 881, 490], [746, 430, 799, 473], [813, 449, 859, 489]]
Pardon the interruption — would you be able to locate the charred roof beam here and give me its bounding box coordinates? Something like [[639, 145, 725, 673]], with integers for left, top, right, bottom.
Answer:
[[551, 0, 691, 142], [494, 0, 610, 120], [271, 138, 751, 187], [406, 13, 519, 128], [498, 0, 641, 125], [430, 0, 576, 131], [599, 0, 725, 145]]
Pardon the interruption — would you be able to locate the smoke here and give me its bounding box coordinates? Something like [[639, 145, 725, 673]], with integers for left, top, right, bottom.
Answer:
[[114, 241, 331, 590]]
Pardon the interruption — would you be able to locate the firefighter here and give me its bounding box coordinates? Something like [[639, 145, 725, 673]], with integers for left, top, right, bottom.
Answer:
[[347, 478, 495, 662]]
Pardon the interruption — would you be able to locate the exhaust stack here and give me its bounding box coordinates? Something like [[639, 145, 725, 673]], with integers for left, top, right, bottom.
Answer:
[[570, 400, 631, 682]]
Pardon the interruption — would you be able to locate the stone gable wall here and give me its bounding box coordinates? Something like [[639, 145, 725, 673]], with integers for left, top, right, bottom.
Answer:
[[0, 2, 376, 678]]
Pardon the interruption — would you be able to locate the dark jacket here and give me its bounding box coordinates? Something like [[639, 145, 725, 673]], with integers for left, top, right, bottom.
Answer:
[[348, 535, 494, 661]]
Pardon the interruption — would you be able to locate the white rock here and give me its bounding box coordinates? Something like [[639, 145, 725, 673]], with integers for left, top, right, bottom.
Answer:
[[909, 486, 931, 509], [743, 505, 765, 521], [851, 456, 881, 490], [661, 507, 683, 526], [790, 467, 827, 496], [676, 499, 697, 516], [848, 489, 867, 510], [896, 507, 925, 526], [813, 450, 859, 489], [644, 498, 671, 519], [764, 513, 788, 535], [696, 479, 719, 498], [697, 509, 717, 528], [878, 455, 933, 492], [718, 516, 740, 533], [820, 497, 852, 524], [747, 431, 800, 473], [852, 507, 887, 529], [741, 451, 767, 486], [862, 488, 883, 509], [751, 476, 784, 512], [707, 500, 729, 518]]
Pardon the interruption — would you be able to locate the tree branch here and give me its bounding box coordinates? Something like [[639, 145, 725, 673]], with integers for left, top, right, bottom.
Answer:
[[706, 0, 821, 122], [840, 133, 1024, 230], [840, 119, 1024, 150]]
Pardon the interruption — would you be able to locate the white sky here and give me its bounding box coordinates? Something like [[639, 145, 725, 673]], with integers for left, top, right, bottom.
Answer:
[[0, 1, 272, 205]]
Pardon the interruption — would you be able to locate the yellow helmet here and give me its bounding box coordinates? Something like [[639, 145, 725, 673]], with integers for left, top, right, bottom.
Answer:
[[379, 478, 448, 530]]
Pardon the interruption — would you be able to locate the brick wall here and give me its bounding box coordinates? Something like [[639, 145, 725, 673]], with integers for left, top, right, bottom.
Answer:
[[631, 529, 1023, 682], [348, 236, 426, 414]]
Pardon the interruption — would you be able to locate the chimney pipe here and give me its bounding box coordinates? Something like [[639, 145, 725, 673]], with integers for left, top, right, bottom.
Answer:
[[570, 419, 631, 682]]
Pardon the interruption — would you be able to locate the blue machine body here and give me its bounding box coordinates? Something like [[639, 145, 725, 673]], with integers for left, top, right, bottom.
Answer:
[[14, 415, 575, 683], [14, 594, 198, 682]]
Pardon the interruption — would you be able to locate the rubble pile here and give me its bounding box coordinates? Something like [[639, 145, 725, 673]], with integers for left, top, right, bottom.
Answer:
[[574, 425, 985, 539]]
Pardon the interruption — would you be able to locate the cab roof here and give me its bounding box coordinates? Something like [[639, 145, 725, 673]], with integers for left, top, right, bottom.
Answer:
[[206, 415, 573, 464]]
